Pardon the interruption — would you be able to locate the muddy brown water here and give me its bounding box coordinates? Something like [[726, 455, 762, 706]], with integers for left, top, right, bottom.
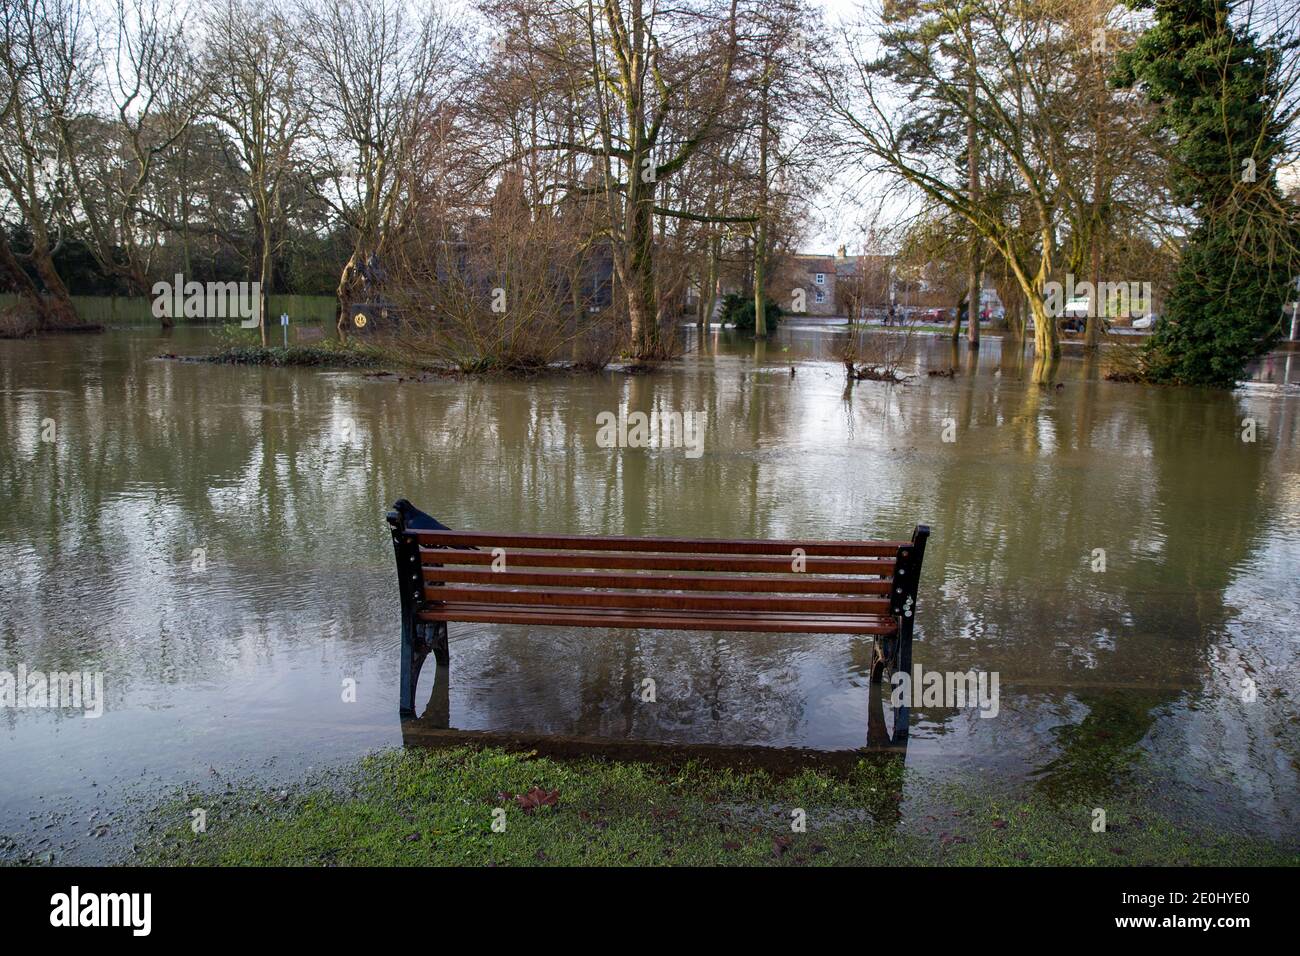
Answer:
[[1, 324, 1297, 859]]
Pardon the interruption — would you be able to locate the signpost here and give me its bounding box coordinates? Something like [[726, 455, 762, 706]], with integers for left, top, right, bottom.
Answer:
[[280, 313, 289, 347]]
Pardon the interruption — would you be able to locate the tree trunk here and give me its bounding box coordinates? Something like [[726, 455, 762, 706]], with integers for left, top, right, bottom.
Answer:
[[1084, 40, 1105, 352], [1085, 228, 1102, 350], [625, 194, 658, 358], [997, 235, 1059, 383], [701, 237, 719, 330], [336, 252, 359, 343], [1028, 294, 1059, 383], [753, 77, 770, 339], [29, 244, 79, 329], [258, 211, 273, 346], [180, 133, 193, 312], [966, 51, 980, 349], [0, 232, 57, 329]]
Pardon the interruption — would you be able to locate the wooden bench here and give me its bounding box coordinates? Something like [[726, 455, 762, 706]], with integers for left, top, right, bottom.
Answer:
[[387, 499, 930, 722]]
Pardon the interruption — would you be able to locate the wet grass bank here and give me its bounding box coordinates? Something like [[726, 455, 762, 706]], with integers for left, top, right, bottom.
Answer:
[[169, 343, 660, 377], [136, 747, 1297, 867], [183, 343, 390, 368]]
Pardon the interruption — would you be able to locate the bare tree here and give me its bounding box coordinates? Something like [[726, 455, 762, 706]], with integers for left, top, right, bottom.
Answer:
[[50, 0, 205, 313], [741, 0, 813, 338], [382, 112, 620, 372], [0, 0, 92, 329], [298, 0, 458, 342], [203, 0, 313, 343], [478, 0, 749, 359], [817, 1, 1079, 382]]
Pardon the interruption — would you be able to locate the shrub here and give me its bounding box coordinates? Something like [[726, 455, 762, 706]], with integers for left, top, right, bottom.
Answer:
[[722, 293, 782, 332]]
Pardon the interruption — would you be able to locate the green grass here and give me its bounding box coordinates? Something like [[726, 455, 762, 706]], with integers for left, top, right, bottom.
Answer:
[[135, 747, 1298, 867]]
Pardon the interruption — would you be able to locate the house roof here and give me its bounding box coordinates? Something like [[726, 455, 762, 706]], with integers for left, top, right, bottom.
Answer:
[[792, 252, 897, 274], [793, 254, 836, 273]]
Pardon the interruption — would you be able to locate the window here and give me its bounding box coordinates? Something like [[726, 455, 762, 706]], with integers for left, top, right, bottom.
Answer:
[[815, 290, 826, 304], [815, 273, 826, 285]]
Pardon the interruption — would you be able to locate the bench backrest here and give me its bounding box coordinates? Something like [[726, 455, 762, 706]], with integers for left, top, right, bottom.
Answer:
[[388, 500, 929, 636]]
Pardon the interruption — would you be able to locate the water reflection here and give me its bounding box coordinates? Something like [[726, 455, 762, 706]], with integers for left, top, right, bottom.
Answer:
[[0, 327, 1296, 844]]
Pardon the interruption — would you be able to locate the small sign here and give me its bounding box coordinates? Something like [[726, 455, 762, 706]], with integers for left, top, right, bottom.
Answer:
[[280, 313, 289, 326]]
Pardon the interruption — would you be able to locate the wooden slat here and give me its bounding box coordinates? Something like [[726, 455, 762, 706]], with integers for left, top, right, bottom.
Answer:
[[420, 546, 897, 576], [418, 604, 897, 635], [410, 528, 907, 558], [423, 566, 892, 595], [424, 605, 889, 626], [423, 584, 891, 614]]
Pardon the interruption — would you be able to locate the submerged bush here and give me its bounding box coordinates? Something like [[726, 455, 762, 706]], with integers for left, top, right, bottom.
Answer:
[[378, 173, 624, 374], [721, 293, 782, 333], [203, 344, 386, 368]]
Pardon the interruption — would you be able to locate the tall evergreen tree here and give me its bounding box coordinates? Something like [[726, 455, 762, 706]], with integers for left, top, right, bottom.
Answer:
[[1116, 0, 1300, 387]]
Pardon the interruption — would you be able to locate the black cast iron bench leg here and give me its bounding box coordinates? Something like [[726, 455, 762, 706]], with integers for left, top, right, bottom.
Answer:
[[389, 499, 453, 718], [883, 524, 929, 746]]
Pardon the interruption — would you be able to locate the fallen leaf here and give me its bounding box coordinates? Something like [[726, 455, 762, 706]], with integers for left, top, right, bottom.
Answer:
[[515, 787, 559, 813]]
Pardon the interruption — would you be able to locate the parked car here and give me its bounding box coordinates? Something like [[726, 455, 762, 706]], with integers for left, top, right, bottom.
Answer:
[[1131, 313, 1159, 330], [1060, 297, 1090, 332]]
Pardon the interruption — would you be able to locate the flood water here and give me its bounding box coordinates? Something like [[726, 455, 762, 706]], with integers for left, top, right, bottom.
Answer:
[[1, 324, 1298, 858]]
